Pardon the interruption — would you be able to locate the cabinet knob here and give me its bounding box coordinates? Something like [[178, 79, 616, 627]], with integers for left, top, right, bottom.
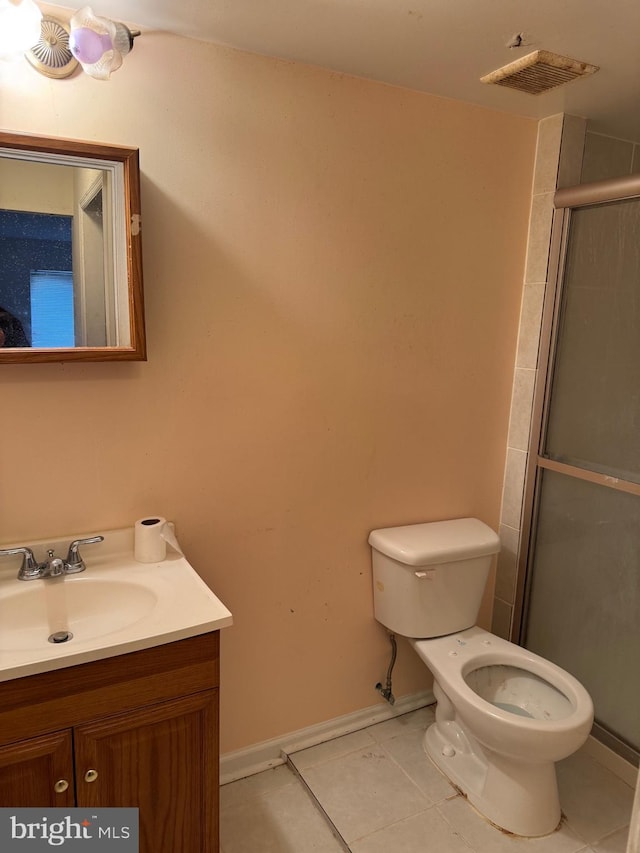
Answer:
[[84, 769, 99, 783], [54, 779, 69, 793]]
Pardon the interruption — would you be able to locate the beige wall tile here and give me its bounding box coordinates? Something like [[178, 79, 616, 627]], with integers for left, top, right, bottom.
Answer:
[[495, 523, 519, 604], [516, 283, 545, 369], [558, 115, 587, 189], [500, 448, 527, 529], [491, 598, 513, 639], [525, 192, 555, 283], [533, 114, 563, 195], [507, 367, 536, 450]]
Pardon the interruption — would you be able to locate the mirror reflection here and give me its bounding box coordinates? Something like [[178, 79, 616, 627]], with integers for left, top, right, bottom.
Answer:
[[0, 132, 145, 363]]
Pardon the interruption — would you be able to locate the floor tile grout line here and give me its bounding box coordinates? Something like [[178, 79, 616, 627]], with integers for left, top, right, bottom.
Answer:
[[286, 754, 353, 853], [588, 820, 632, 847], [287, 736, 378, 774], [286, 709, 439, 788], [375, 736, 458, 808], [555, 808, 632, 848], [346, 804, 471, 851], [432, 799, 484, 852], [287, 738, 444, 852], [285, 705, 434, 773]]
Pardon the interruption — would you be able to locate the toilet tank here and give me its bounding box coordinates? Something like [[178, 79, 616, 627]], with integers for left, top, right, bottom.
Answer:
[[369, 518, 500, 638]]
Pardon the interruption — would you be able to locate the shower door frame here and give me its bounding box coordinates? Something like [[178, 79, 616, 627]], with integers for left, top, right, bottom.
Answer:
[[513, 172, 640, 765]]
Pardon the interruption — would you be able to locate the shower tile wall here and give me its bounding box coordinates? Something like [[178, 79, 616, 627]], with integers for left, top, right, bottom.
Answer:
[[495, 122, 640, 642], [580, 132, 640, 183], [493, 113, 586, 640]]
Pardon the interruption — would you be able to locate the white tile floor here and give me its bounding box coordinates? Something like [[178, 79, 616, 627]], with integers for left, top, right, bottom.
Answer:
[[220, 706, 636, 853]]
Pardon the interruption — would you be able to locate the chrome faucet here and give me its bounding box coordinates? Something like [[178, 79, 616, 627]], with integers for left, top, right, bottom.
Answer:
[[65, 536, 104, 574], [44, 550, 66, 578], [0, 536, 104, 581], [0, 546, 42, 580]]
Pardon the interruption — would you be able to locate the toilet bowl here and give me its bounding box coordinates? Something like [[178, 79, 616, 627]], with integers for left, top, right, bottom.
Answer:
[[369, 518, 594, 837], [410, 625, 594, 836]]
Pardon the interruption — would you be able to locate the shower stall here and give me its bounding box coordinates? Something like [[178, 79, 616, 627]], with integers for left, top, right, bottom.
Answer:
[[519, 175, 640, 766]]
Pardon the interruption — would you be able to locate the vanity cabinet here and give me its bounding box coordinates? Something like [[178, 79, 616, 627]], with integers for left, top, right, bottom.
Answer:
[[0, 632, 220, 853], [0, 731, 75, 807]]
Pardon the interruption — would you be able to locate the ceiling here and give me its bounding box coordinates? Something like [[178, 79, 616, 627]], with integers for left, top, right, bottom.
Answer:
[[53, 0, 640, 141]]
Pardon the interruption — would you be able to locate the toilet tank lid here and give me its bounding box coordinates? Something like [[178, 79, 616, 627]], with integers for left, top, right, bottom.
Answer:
[[368, 518, 500, 566]]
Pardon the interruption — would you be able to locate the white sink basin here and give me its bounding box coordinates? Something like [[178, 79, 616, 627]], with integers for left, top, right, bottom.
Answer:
[[0, 577, 158, 651], [0, 527, 233, 681]]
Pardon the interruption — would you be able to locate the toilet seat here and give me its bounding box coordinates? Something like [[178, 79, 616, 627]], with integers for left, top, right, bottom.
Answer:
[[465, 663, 573, 721], [409, 626, 593, 761]]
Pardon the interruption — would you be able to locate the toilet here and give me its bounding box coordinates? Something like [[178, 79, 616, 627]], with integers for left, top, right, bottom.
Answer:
[[369, 517, 594, 837]]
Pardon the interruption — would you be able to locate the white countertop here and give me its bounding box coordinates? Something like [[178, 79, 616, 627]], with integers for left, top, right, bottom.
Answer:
[[0, 526, 233, 682]]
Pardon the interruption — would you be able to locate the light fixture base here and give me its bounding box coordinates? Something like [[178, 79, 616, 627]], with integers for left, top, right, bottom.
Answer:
[[26, 16, 79, 79]]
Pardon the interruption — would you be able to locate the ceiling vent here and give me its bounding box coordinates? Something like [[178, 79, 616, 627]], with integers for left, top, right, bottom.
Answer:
[[481, 50, 599, 95]]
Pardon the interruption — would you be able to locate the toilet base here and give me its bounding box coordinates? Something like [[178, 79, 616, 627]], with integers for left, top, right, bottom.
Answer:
[[425, 720, 561, 837]]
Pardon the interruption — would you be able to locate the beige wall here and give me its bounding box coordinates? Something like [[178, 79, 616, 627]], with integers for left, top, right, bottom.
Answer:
[[0, 159, 74, 212], [0, 32, 536, 752]]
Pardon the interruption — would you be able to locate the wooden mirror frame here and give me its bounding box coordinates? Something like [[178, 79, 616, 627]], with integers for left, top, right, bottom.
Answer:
[[0, 130, 146, 363]]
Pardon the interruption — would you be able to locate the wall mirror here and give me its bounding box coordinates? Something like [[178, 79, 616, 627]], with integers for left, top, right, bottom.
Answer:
[[0, 131, 146, 363]]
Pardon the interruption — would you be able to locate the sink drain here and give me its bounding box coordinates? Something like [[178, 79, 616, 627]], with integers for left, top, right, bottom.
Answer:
[[48, 630, 73, 644]]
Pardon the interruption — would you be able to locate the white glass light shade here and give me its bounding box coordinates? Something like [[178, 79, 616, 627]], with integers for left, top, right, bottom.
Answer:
[[0, 0, 42, 60], [69, 6, 134, 80]]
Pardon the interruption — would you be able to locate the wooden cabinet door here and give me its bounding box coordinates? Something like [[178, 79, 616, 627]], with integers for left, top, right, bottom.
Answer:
[[74, 690, 218, 853], [0, 730, 75, 807]]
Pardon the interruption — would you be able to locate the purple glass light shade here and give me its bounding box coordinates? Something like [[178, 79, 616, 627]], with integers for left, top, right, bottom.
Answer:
[[69, 27, 113, 65], [68, 6, 135, 79]]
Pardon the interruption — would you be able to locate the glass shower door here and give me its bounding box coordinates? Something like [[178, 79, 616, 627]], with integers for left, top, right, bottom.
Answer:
[[524, 196, 640, 762]]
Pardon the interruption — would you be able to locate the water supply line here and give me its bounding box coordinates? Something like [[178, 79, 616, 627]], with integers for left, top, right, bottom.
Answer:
[[375, 632, 397, 705]]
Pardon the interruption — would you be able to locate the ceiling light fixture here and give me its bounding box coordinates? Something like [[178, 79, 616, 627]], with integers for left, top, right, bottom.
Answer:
[[1, 1, 139, 79]]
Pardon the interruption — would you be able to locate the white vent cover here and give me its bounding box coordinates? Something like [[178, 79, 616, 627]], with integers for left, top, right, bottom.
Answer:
[[481, 50, 599, 95]]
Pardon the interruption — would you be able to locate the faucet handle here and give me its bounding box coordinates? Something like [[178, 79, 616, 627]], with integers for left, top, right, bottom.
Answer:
[[0, 546, 41, 580], [65, 536, 104, 573], [46, 550, 66, 578]]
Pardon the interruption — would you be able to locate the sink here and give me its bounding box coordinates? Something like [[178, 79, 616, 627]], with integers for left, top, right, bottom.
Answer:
[[0, 577, 158, 651], [0, 526, 233, 682]]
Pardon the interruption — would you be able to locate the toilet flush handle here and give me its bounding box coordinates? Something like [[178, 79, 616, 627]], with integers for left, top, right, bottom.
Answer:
[[414, 569, 435, 579]]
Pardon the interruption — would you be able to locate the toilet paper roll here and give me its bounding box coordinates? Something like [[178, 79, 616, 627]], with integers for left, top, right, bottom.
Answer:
[[134, 517, 183, 563]]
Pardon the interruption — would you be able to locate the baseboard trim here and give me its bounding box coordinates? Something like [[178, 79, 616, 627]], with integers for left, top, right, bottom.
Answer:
[[220, 689, 435, 785], [219, 694, 639, 792], [583, 734, 638, 788]]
